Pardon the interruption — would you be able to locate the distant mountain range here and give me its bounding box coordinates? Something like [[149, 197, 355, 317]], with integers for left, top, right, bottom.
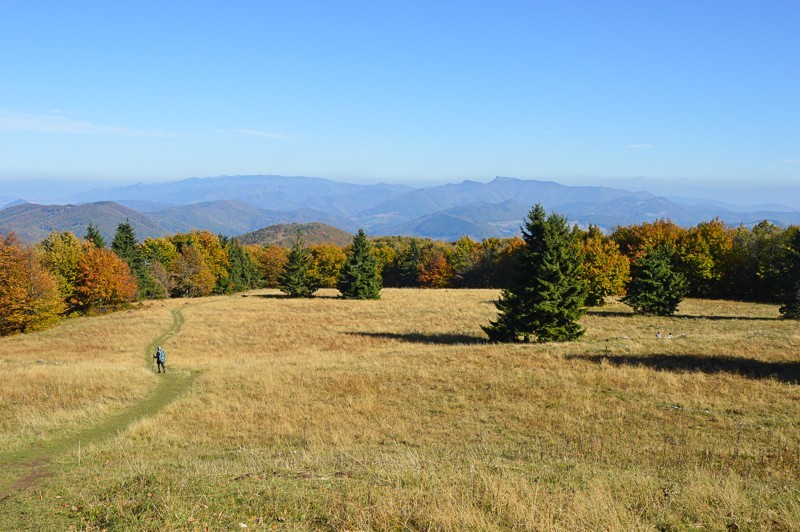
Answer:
[[2, 175, 799, 243]]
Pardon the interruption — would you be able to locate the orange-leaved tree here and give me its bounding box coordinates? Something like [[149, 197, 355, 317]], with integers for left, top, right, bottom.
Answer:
[[0, 233, 64, 335], [418, 251, 454, 288], [248, 244, 288, 288], [72, 247, 137, 313]]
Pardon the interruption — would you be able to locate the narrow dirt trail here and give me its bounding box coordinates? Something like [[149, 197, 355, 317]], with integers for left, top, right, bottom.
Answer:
[[0, 308, 197, 501]]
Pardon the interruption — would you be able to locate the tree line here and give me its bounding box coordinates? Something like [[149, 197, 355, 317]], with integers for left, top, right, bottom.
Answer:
[[1, 209, 799, 338]]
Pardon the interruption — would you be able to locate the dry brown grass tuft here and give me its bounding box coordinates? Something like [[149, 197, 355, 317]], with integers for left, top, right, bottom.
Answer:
[[1, 290, 798, 529]]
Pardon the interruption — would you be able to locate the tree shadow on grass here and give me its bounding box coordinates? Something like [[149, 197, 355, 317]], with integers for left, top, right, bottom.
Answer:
[[569, 353, 800, 384], [347, 331, 488, 345], [586, 309, 780, 321]]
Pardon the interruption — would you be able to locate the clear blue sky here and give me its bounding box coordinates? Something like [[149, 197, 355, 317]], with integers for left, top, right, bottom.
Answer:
[[1, 0, 798, 188]]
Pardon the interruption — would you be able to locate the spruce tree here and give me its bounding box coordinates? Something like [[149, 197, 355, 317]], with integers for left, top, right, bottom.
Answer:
[[398, 239, 423, 287], [221, 238, 259, 294], [623, 243, 688, 316], [85, 223, 106, 248], [483, 204, 587, 342], [111, 220, 163, 300], [337, 229, 381, 299], [111, 220, 141, 269], [278, 235, 318, 298]]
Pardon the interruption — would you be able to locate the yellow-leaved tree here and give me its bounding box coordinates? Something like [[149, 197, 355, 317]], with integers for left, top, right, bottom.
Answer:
[[0, 233, 64, 335]]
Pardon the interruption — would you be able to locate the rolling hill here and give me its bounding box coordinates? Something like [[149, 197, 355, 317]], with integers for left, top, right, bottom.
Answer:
[[236, 222, 353, 247]]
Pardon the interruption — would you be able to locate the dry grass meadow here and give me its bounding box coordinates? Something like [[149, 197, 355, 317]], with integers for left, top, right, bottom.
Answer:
[[0, 288, 798, 530]]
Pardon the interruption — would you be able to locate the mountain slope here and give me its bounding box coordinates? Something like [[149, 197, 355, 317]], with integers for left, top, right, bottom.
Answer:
[[0, 202, 167, 243]]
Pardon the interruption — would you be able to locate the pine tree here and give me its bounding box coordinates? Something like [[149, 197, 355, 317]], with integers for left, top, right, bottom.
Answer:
[[85, 223, 106, 248], [622, 243, 688, 316], [483, 204, 587, 342], [337, 229, 381, 299], [278, 235, 318, 298]]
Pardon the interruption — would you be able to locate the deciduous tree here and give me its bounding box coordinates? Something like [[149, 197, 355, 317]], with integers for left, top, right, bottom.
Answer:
[[0, 234, 64, 335], [581, 226, 629, 306], [72, 247, 137, 313], [309, 243, 347, 289]]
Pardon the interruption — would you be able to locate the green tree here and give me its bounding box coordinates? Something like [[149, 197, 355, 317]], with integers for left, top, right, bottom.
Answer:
[[398, 239, 424, 287], [111, 219, 141, 270], [483, 204, 587, 342], [218, 237, 259, 293], [779, 226, 800, 319], [278, 235, 318, 298], [84, 223, 106, 248], [623, 243, 688, 316], [337, 229, 381, 299]]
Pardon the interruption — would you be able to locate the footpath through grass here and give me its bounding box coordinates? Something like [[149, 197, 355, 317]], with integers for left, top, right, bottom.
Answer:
[[0, 308, 197, 501]]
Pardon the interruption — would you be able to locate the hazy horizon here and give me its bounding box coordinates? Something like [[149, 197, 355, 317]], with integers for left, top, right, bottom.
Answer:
[[2, 173, 799, 211]]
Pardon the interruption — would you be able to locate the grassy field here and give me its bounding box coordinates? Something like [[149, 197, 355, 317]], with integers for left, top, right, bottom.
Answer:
[[0, 289, 798, 530]]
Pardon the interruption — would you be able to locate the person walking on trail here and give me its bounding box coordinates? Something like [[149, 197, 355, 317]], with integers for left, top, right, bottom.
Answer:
[[154, 346, 166, 373]]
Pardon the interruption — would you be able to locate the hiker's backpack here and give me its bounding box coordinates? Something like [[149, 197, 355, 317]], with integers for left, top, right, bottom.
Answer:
[[157, 349, 165, 363]]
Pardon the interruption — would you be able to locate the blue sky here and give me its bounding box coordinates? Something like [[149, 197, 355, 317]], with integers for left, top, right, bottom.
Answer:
[[1, 1, 798, 189]]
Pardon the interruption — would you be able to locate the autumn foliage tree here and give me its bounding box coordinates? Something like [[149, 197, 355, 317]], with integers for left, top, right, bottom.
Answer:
[[169, 245, 216, 297], [580, 226, 629, 306], [71, 247, 137, 313], [39, 230, 86, 308], [308, 243, 347, 288], [0, 234, 64, 335], [418, 251, 454, 288], [248, 244, 288, 288]]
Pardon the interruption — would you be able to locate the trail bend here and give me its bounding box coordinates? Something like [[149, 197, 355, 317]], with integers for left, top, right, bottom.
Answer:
[[0, 308, 197, 501]]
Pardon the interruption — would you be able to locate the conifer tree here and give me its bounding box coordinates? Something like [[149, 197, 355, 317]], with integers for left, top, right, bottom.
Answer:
[[398, 239, 423, 287], [278, 235, 318, 298], [219, 238, 259, 293], [623, 243, 688, 316], [337, 229, 381, 299], [85, 223, 105, 248], [483, 204, 587, 342], [111, 219, 163, 300], [111, 219, 141, 268]]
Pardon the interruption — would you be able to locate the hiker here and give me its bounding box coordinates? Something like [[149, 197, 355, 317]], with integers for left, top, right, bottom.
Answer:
[[656, 331, 661, 339], [154, 346, 166, 373]]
